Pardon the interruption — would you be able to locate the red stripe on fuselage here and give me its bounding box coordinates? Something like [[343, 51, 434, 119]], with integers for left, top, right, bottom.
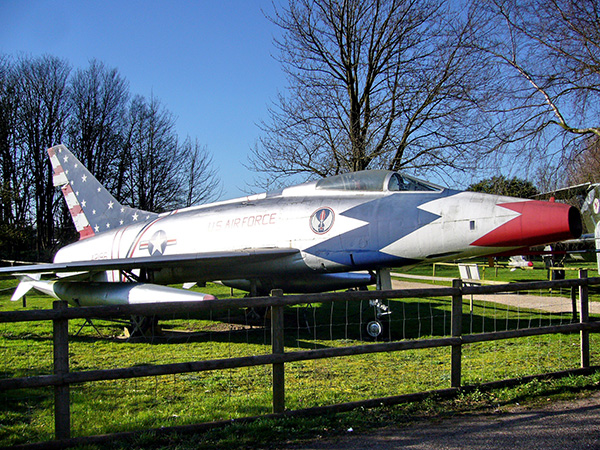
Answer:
[[471, 201, 575, 248]]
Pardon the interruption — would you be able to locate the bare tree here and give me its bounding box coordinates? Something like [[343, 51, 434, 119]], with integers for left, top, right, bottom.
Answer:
[[120, 95, 221, 212], [16, 55, 71, 258], [566, 137, 600, 185], [250, 0, 505, 187], [0, 55, 34, 259], [0, 56, 20, 225], [67, 59, 129, 189], [119, 95, 177, 211], [69, 66, 220, 212], [179, 137, 222, 207], [0, 53, 220, 255], [475, 0, 600, 181]]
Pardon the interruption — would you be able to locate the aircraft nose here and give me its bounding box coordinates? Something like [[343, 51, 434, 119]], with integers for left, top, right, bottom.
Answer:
[[472, 200, 582, 248]]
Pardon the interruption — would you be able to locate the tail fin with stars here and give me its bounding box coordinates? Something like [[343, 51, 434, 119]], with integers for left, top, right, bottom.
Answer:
[[48, 144, 158, 240]]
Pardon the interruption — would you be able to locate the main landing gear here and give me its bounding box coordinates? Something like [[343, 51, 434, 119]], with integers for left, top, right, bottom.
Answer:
[[126, 315, 159, 338]]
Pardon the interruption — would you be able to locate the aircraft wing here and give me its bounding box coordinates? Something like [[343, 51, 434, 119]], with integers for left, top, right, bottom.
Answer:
[[0, 248, 300, 280], [534, 183, 592, 200]]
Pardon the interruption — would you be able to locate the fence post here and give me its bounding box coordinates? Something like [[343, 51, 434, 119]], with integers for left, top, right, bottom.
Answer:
[[451, 279, 463, 388], [271, 289, 285, 414], [571, 286, 578, 322], [579, 270, 590, 368], [53, 300, 70, 440]]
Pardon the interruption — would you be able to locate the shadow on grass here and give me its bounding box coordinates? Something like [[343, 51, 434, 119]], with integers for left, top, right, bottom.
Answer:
[[0, 388, 53, 446]]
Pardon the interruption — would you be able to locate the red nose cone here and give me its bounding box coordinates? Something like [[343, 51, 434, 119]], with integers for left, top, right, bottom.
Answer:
[[472, 201, 582, 248]]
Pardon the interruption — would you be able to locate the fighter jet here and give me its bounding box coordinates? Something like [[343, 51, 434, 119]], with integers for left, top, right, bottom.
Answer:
[[537, 182, 600, 273], [0, 145, 583, 310]]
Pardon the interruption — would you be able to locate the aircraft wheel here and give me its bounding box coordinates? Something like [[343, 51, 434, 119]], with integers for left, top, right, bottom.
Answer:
[[366, 320, 383, 338]]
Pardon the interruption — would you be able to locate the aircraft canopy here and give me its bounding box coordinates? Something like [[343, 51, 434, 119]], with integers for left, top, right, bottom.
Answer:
[[315, 170, 440, 192]]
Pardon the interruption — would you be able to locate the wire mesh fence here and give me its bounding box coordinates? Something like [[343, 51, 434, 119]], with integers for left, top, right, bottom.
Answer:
[[0, 272, 599, 447]]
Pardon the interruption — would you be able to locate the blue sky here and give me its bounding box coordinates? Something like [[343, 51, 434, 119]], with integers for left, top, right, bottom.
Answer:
[[0, 0, 286, 199]]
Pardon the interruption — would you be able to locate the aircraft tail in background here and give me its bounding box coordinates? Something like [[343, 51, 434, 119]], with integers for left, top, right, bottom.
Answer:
[[48, 145, 158, 240], [581, 184, 600, 274]]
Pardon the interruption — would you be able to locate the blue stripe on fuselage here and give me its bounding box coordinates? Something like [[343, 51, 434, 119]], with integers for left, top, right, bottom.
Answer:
[[304, 192, 446, 268]]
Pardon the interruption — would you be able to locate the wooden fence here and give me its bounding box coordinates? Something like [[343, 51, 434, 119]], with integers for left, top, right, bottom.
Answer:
[[1, 271, 599, 448]]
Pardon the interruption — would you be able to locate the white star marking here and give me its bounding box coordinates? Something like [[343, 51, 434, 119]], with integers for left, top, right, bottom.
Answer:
[[63, 155, 69, 163], [119, 220, 124, 225], [132, 212, 138, 221], [92, 210, 96, 215], [81, 200, 86, 207], [97, 187, 101, 192], [106, 223, 110, 228], [94, 225, 99, 232], [148, 232, 167, 255], [108, 201, 114, 209], [81, 174, 87, 183]]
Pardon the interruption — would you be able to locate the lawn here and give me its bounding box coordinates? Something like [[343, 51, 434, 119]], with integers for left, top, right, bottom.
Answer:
[[0, 261, 598, 447]]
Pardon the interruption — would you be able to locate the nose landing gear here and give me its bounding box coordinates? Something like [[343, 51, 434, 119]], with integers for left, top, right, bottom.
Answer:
[[366, 320, 383, 338], [365, 298, 392, 338]]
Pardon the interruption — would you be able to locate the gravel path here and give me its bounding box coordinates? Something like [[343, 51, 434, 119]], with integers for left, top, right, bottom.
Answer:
[[282, 392, 600, 449], [391, 279, 600, 315]]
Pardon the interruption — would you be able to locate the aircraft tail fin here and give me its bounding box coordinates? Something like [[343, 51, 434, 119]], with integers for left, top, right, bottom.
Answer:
[[48, 145, 158, 240], [581, 185, 600, 274]]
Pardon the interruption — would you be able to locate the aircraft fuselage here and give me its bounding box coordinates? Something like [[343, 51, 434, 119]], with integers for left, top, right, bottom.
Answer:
[[53, 169, 582, 294]]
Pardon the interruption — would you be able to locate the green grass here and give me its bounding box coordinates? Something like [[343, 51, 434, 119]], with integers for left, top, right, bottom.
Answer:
[[57, 371, 600, 450], [402, 258, 598, 285], [0, 264, 599, 448]]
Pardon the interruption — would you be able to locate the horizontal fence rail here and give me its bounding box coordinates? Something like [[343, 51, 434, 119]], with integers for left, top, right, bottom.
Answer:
[[0, 277, 596, 323], [0, 272, 599, 448]]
